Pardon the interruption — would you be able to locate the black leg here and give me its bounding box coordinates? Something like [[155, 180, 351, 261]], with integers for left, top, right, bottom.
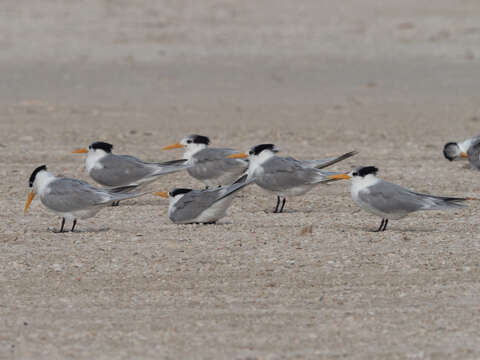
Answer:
[[274, 196, 281, 213], [111, 201, 120, 207], [59, 218, 65, 233], [374, 219, 385, 232], [381, 219, 389, 231], [279, 198, 286, 213], [71, 219, 77, 232]]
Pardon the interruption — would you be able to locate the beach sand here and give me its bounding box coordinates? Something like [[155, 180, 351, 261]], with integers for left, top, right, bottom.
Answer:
[[1, 1, 480, 358]]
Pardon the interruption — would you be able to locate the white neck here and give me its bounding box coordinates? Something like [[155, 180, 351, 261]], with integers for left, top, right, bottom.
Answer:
[[459, 138, 473, 153], [86, 149, 108, 173], [248, 150, 276, 173], [351, 174, 379, 197], [184, 143, 207, 159], [34, 171, 57, 195], [168, 194, 184, 215]]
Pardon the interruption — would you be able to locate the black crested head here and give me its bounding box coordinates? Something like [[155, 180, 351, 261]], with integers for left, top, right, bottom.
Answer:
[[89, 141, 113, 153], [443, 142, 459, 161], [29, 165, 47, 187], [352, 166, 379, 177], [188, 135, 210, 145], [249, 144, 277, 156], [170, 188, 193, 197]]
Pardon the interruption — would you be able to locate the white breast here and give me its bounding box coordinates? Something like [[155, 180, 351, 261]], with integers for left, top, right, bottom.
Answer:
[[86, 150, 107, 173]]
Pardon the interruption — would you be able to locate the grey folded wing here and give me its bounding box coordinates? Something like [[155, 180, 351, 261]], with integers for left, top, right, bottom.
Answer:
[[91, 154, 156, 187], [358, 180, 466, 214], [41, 178, 117, 212], [189, 148, 248, 181], [170, 180, 252, 222], [256, 157, 331, 191], [467, 139, 480, 170], [170, 189, 222, 222]]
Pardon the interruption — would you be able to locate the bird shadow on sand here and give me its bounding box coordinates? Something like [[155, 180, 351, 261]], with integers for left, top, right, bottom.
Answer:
[[345, 225, 438, 233], [37, 226, 111, 234], [110, 199, 164, 207], [262, 208, 317, 214]]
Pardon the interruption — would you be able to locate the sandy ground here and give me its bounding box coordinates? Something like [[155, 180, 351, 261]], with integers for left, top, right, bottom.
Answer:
[[1, 1, 480, 359]]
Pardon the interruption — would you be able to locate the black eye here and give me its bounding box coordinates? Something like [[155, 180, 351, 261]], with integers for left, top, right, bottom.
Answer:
[[249, 151, 253, 155], [88, 145, 91, 149], [352, 172, 358, 176]]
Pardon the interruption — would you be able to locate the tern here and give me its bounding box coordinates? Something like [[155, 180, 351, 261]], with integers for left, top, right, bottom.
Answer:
[[73, 141, 190, 191], [154, 176, 254, 224], [161, 134, 248, 187], [466, 138, 480, 170], [443, 135, 480, 162], [24, 165, 146, 232], [227, 144, 357, 213], [328, 166, 471, 231]]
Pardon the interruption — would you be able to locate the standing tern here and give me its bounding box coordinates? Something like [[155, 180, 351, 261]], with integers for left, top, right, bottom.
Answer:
[[73, 141, 190, 189], [154, 176, 254, 224], [161, 134, 248, 187], [227, 144, 357, 213], [328, 166, 472, 231], [24, 165, 146, 232], [443, 135, 480, 162]]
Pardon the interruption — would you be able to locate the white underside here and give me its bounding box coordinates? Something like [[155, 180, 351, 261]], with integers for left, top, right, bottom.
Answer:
[[260, 183, 315, 197], [49, 207, 103, 221]]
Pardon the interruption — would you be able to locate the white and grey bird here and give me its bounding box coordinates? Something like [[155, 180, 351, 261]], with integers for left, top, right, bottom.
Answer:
[[73, 141, 190, 190], [466, 138, 480, 170], [24, 165, 146, 232], [154, 176, 254, 224], [443, 135, 480, 162], [328, 166, 471, 232], [162, 134, 248, 188], [228, 144, 357, 213]]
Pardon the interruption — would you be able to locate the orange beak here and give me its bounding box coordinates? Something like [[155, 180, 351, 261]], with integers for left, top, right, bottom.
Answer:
[[460, 152, 468, 158], [327, 173, 351, 180], [227, 152, 248, 159], [72, 148, 88, 154], [153, 191, 169, 198], [24, 191, 35, 213], [162, 142, 183, 150]]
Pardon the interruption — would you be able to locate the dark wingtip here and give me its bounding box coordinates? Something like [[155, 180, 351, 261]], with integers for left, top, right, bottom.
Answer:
[[232, 174, 248, 185]]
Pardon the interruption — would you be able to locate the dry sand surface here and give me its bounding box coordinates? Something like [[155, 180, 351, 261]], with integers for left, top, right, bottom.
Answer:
[[1, 1, 480, 359]]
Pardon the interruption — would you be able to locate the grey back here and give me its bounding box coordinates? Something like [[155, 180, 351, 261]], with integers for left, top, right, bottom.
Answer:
[[254, 156, 329, 191], [467, 138, 480, 170], [40, 178, 110, 212], [358, 180, 466, 215], [188, 147, 248, 181], [170, 180, 251, 222]]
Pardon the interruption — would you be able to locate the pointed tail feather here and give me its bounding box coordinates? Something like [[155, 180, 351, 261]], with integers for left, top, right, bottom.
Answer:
[[417, 193, 468, 210], [152, 159, 191, 176], [107, 185, 139, 193], [308, 150, 358, 169]]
